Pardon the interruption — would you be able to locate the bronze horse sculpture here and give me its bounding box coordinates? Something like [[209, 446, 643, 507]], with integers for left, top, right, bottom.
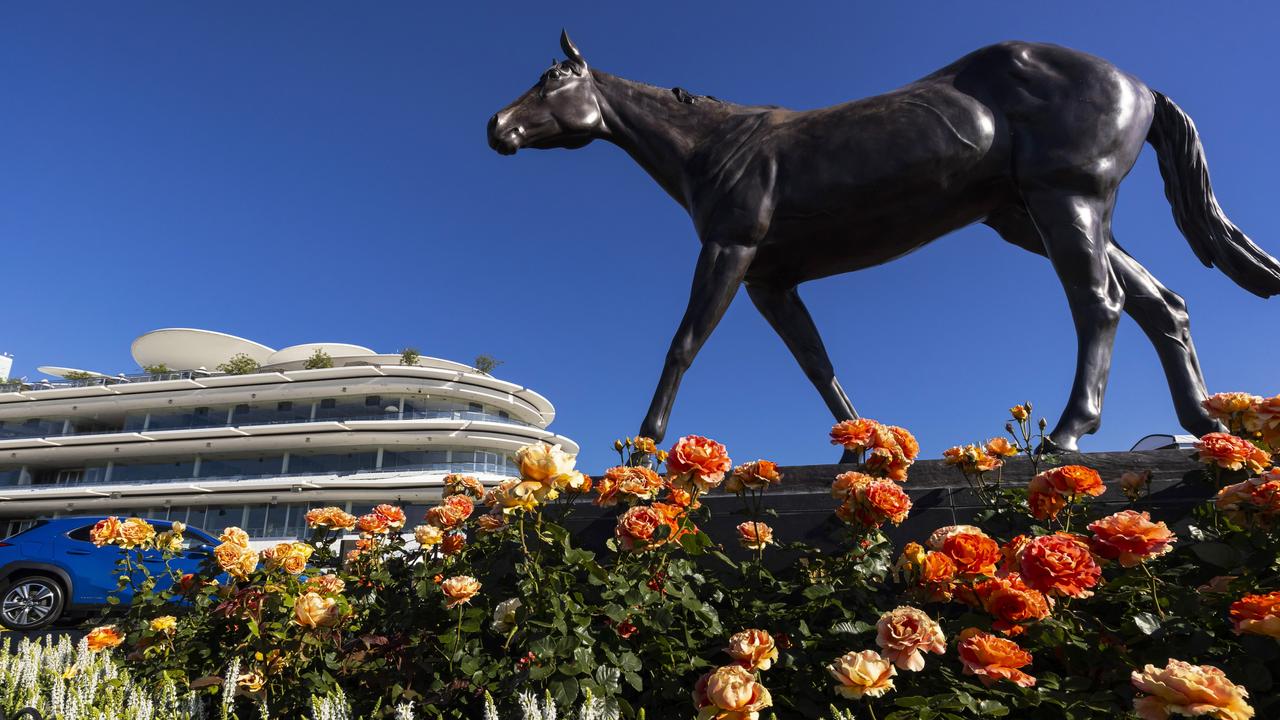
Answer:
[[489, 32, 1280, 457]]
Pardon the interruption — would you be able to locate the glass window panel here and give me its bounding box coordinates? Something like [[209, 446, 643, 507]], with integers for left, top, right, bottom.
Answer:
[[244, 505, 268, 537], [199, 455, 282, 478], [264, 504, 289, 538], [0, 468, 20, 487], [112, 460, 195, 484]]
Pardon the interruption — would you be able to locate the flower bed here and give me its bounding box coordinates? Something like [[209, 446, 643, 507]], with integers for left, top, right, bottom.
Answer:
[[27, 395, 1280, 719]]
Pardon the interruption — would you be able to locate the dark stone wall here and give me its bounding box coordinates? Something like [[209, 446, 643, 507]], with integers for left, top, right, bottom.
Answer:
[[560, 450, 1208, 558]]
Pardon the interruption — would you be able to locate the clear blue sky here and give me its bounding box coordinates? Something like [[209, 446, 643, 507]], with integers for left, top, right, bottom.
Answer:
[[3, 3, 1278, 472]]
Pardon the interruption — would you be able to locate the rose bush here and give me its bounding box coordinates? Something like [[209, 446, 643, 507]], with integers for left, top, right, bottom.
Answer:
[[78, 394, 1280, 719]]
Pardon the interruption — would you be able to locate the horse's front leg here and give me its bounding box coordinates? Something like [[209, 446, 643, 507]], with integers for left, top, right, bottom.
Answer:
[[639, 241, 757, 443]]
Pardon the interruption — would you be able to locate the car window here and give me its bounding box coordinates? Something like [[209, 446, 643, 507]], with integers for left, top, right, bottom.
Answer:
[[66, 524, 98, 543]]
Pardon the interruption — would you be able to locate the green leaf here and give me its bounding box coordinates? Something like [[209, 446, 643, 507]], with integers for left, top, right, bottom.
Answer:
[[802, 583, 834, 600], [977, 700, 1009, 716], [1192, 542, 1241, 569], [894, 696, 929, 707], [1133, 612, 1162, 635]]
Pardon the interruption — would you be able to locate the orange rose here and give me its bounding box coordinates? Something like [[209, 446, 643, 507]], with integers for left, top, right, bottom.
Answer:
[[1087, 510, 1176, 567], [441, 575, 481, 608], [940, 531, 1001, 578], [736, 521, 774, 551], [1038, 465, 1106, 498], [118, 518, 157, 549], [373, 504, 406, 529], [866, 424, 916, 481], [926, 525, 989, 550], [973, 574, 1052, 636], [895, 546, 957, 603], [476, 512, 508, 534], [875, 606, 946, 671], [942, 444, 1002, 474], [632, 436, 657, 454], [1216, 472, 1280, 528], [294, 591, 341, 628], [831, 471, 875, 501], [443, 474, 486, 499], [725, 460, 782, 494], [888, 426, 920, 463], [1010, 404, 1030, 422], [957, 628, 1035, 687], [667, 435, 731, 493], [214, 541, 257, 580], [1229, 591, 1280, 640], [693, 664, 773, 718], [85, 625, 125, 652], [615, 505, 667, 552], [280, 543, 312, 575], [841, 479, 911, 528], [1018, 533, 1101, 599], [305, 507, 357, 532], [357, 512, 390, 535], [441, 532, 467, 556], [724, 628, 779, 671], [829, 418, 881, 452], [89, 517, 124, 547], [1197, 432, 1271, 474], [985, 437, 1019, 458], [596, 466, 664, 506], [426, 500, 470, 531], [826, 649, 896, 699], [1027, 481, 1069, 521], [1246, 395, 1280, 448], [1131, 659, 1253, 720]]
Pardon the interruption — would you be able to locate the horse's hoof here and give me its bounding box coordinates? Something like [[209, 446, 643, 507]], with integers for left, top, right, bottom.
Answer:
[[1038, 434, 1077, 454]]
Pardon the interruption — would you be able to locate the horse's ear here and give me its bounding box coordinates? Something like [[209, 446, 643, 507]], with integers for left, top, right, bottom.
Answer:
[[560, 29, 587, 74]]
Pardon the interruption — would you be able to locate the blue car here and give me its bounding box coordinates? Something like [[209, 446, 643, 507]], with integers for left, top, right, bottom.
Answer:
[[0, 517, 219, 630]]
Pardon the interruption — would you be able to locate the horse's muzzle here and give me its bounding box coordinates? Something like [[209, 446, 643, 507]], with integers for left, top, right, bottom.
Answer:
[[487, 114, 522, 155]]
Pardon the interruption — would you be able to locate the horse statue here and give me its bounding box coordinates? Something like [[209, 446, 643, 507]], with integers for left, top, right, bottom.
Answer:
[[489, 32, 1280, 458]]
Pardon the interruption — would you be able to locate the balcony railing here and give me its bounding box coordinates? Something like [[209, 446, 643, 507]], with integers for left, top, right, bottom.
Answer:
[[0, 370, 202, 394], [0, 461, 512, 490]]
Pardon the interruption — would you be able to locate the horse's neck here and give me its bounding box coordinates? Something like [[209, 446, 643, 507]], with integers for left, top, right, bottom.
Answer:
[[593, 71, 728, 207]]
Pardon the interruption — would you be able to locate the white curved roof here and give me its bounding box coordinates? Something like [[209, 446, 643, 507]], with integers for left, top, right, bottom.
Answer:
[[132, 329, 275, 371], [36, 366, 107, 379], [267, 343, 375, 366]]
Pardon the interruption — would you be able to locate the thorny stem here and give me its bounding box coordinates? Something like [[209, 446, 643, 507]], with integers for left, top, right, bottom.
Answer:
[[449, 605, 464, 675], [1140, 561, 1166, 619], [865, 700, 879, 720]]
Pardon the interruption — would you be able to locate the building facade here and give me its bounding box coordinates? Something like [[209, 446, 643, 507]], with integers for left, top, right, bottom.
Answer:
[[0, 329, 576, 543]]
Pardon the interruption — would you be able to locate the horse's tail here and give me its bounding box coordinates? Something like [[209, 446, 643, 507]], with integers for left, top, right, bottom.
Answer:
[[1146, 90, 1280, 298]]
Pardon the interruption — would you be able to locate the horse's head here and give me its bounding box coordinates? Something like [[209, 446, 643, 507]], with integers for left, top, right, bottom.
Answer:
[[488, 30, 604, 155]]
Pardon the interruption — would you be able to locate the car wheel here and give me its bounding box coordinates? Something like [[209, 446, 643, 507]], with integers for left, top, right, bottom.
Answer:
[[0, 576, 65, 631]]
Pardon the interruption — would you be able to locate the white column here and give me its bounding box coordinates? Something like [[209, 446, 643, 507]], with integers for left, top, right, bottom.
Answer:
[[104, 461, 114, 483], [192, 456, 201, 478], [375, 448, 384, 470], [281, 452, 290, 474]]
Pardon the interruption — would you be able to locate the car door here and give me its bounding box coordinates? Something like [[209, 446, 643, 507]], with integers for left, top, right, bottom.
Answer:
[[58, 524, 130, 605]]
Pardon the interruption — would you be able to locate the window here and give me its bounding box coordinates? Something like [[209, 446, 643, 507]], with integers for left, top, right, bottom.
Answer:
[[365, 396, 381, 407], [498, 410, 510, 420], [469, 402, 483, 413], [320, 399, 336, 409], [277, 401, 292, 412], [66, 524, 98, 543]]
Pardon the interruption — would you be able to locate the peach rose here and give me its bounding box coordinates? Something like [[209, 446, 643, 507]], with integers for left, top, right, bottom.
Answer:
[[1246, 395, 1280, 447], [357, 512, 390, 535], [596, 466, 664, 506], [219, 526, 250, 548], [940, 531, 1001, 579], [985, 437, 1019, 458], [875, 607, 946, 671], [826, 649, 896, 699], [957, 628, 1035, 687], [1196, 432, 1271, 474], [615, 505, 668, 552], [830, 418, 881, 452], [943, 444, 1002, 474], [441, 575, 481, 609], [515, 442, 578, 497], [888, 426, 920, 463], [280, 543, 312, 575], [693, 664, 773, 719], [724, 629, 779, 671], [1088, 510, 1177, 567], [1202, 392, 1263, 424], [841, 479, 912, 528], [865, 424, 916, 481], [1131, 659, 1253, 720], [1028, 481, 1069, 521], [373, 504, 406, 529], [736, 521, 774, 551], [1038, 465, 1106, 498], [443, 474, 486, 499], [89, 517, 124, 547], [725, 460, 782, 494], [214, 541, 257, 580], [667, 435, 731, 493], [304, 574, 345, 595], [476, 512, 508, 534], [294, 591, 341, 628], [831, 471, 874, 501], [973, 574, 1052, 635], [118, 518, 157, 549], [487, 477, 545, 513], [663, 480, 700, 510], [1018, 533, 1101, 599], [304, 507, 357, 532], [1229, 591, 1280, 640], [85, 625, 125, 652], [1216, 473, 1280, 528], [414, 524, 444, 546], [426, 502, 469, 531]]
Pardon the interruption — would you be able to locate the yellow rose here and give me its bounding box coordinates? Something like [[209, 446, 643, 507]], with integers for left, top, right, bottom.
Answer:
[[514, 442, 577, 484], [414, 525, 445, 546], [149, 615, 177, 634], [280, 546, 310, 575], [293, 591, 341, 628], [118, 518, 157, 549], [827, 649, 897, 699], [219, 527, 250, 548]]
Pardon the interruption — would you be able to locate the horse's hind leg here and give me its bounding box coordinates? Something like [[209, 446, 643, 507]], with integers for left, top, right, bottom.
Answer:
[[986, 205, 1220, 442], [745, 281, 862, 462], [1005, 190, 1125, 451]]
